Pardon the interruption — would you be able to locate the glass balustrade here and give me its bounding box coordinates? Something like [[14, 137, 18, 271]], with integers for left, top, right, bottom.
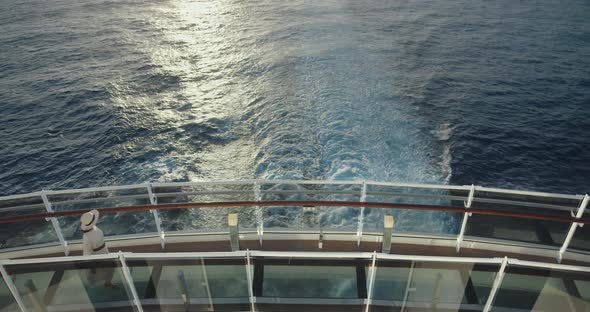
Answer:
[[492, 265, 590, 311], [2, 258, 138, 312], [0, 180, 588, 261], [0, 253, 588, 312], [371, 260, 500, 312], [0, 274, 18, 312]]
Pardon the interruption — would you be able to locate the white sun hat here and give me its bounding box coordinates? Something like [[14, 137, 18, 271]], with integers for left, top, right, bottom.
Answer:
[[80, 209, 100, 231]]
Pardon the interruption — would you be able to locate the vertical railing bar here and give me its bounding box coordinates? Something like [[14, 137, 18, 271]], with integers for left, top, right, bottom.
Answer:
[[41, 191, 69, 256], [400, 261, 415, 312], [456, 184, 475, 252], [0, 264, 28, 312], [364, 251, 377, 312], [357, 180, 367, 247], [118, 252, 144, 312], [254, 181, 263, 246], [246, 249, 256, 312], [199, 257, 214, 311], [483, 257, 508, 312], [558, 194, 589, 262], [147, 183, 165, 249]]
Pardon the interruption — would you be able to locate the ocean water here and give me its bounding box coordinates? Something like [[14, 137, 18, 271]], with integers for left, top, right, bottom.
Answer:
[[1, 0, 589, 233]]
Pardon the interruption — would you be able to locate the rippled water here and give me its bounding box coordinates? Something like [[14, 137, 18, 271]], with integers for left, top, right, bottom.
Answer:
[[1, 0, 589, 233]]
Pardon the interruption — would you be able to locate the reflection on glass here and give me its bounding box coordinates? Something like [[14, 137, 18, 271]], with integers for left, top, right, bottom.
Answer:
[[5, 260, 137, 312], [493, 267, 590, 311], [372, 261, 499, 311], [263, 265, 358, 298], [0, 276, 18, 312], [126, 258, 249, 310]]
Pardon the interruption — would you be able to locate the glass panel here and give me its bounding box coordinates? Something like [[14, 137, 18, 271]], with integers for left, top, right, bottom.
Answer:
[[47, 187, 157, 240], [4, 259, 137, 312], [0, 206, 58, 249], [259, 182, 363, 232], [492, 266, 590, 311], [372, 260, 499, 312], [254, 257, 366, 311], [0, 275, 19, 312], [126, 258, 249, 311], [363, 184, 464, 235], [154, 183, 255, 233], [465, 214, 570, 248], [465, 191, 576, 247]]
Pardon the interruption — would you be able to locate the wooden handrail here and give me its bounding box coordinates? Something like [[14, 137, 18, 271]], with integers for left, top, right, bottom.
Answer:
[[0, 200, 588, 225]]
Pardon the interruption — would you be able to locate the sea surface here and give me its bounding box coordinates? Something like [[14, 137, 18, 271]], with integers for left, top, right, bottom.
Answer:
[[1, 0, 589, 233]]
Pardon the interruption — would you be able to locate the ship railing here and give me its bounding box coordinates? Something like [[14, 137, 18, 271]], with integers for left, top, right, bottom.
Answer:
[[1, 250, 590, 312], [0, 180, 588, 262]]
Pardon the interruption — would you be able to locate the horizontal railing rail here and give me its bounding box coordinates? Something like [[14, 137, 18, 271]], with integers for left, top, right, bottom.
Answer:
[[1, 251, 589, 312], [0, 180, 588, 263]]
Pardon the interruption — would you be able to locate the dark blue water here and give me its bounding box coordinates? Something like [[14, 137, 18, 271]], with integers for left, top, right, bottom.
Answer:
[[1, 0, 589, 232]]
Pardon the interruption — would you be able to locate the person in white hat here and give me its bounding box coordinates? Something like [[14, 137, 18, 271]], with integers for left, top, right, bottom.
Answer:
[[80, 209, 117, 288]]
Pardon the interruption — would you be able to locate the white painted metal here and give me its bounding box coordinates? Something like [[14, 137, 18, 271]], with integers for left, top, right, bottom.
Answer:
[[254, 181, 263, 245], [558, 194, 589, 263], [400, 261, 415, 312], [124, 251, 247, 259], [249, 250, 374, 259], [483, 256, 508, 312], [118, 253, 144, 312], [508, 258, 590, 272], [364, 251, 377, 312], [2, 180, 584, 208], [0, 191, 43, 201], [44, 183, 147, 195], [246, 250, 256, 312], [357, 180, 367, 246], [152, 180, 259, 187], [456, 184, 475, 252], [366, 180, 470, 190], [0, 264, 28, 312], [41, 191, 69, 256], [146, 183, 165, 249], [199, 257, 214, 311], [377, 253, 504, 264], [476, 186, 583, 200], [0, 253, 119, 265]]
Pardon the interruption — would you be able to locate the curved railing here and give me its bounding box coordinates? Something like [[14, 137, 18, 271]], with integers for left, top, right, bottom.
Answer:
[[1, 251, 590, 312], [0, 180, 588, 262]]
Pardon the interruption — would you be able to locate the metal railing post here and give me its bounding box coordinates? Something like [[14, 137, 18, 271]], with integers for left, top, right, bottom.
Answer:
[[456, 184, 475, 252], [147, 183, 165, 249], [0, 264, 28, 312], [558, 194, 589, 263], [118, 252, 144, 312], [357, 180, 367, 246], [483, 257, 508, 312], [254, 181, 263, 246], [245, 250, 256, 312], [364, 251, 377, 312], [229, 214, 240, 251], [41, 191, 69, 256]]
